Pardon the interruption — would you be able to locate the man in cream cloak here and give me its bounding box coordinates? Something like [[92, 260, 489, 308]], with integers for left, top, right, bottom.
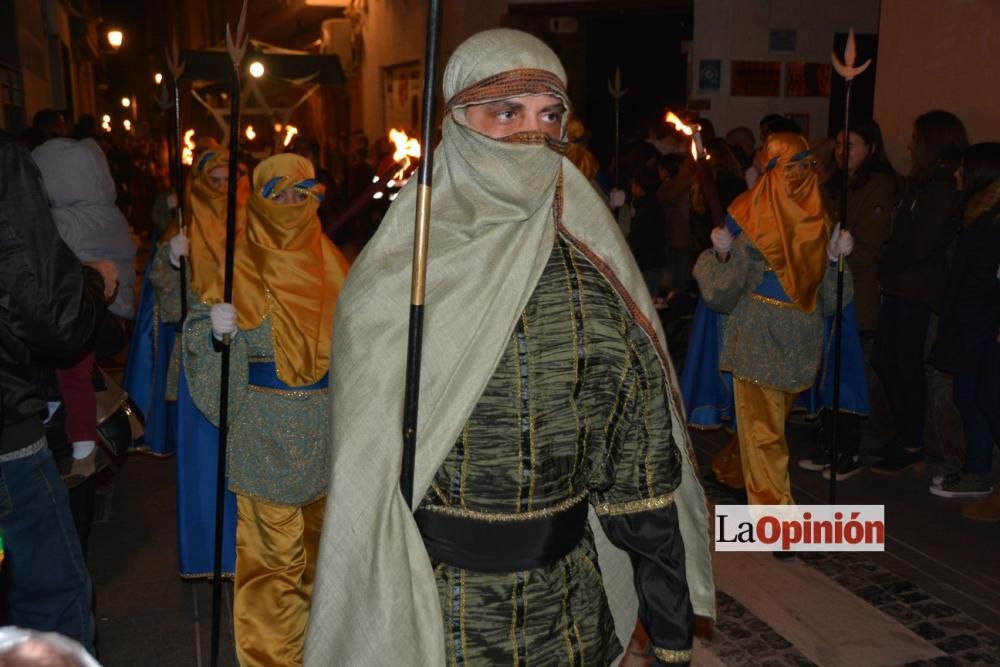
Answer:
[[306, 29, 714, 666]]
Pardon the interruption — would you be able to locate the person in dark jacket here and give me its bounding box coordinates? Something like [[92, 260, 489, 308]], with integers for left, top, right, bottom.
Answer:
[[871, 110, 967, 473], [0, 131, 117, 654], [929, 143, 1000, 511], [627, 165, 668, 291]]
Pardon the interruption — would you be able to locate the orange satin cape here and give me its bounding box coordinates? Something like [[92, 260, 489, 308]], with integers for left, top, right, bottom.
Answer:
[[237, 153, 350, 387], [184, 149, 250, 302], [728, 132, 829, 313]]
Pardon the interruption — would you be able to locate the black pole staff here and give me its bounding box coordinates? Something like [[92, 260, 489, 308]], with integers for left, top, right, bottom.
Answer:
[[829, 29, 871, 504], [165, 32, 188, 321], [211, 3, 248, 665], [607, 66, 627, 198], [400, 0, 444, 508]]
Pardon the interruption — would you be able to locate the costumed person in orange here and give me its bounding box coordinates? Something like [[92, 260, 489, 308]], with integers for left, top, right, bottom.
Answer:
[[692, 133, 855, 509], [150, 147, 249, 579], [183, 153, 349, 666]]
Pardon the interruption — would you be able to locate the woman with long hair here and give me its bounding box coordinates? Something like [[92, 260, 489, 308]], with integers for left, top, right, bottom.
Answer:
[[797, 121, 898, 479], [871, 110, 967, 473], [929, 142, 1000, 514]]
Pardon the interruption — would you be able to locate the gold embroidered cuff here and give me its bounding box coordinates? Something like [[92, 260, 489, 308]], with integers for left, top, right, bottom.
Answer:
[[653, 646, 692, 663], [592, 493, 674, 517]]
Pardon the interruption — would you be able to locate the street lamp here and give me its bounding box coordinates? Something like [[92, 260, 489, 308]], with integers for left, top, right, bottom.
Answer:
[[106, 30, 123, 50], [121, 97, 131, 108], [154, 72, 163, 85], [249, 61, 265, 78]]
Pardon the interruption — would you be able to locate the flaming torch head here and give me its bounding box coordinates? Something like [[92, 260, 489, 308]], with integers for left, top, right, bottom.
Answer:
[[389, 128, 422, 181], [182, 129, 196, 166], [665, 111, 703, 161]]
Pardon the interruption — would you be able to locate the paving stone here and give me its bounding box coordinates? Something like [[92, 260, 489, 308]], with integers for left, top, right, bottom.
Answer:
[[928, 656, 966, 666], [910, 621, 948, 641], [856, 583, 892, 604], [939, 618, 984, 631], [884, 580, 919, 595], [937, 634, 980, 653], [913, 601, 962, 619], [877, 602, 923, 624], [899, 591, 932, 604]]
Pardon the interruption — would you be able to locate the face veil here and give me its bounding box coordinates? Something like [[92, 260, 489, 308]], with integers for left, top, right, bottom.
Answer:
[[728, 132, 830, 312]]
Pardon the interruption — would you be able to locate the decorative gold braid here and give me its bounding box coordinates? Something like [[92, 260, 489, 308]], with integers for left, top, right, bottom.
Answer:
[[653, 646, 692, 663], [749, 292, 800, 310], [422, 492, 587, 523], [592, 493, 674, 517], [248, 385, 327, 398]]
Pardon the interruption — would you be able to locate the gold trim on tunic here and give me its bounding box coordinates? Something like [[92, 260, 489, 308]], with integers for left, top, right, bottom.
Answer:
[[247, 385, 328, 398], [749, 292, 800, 310], [592, 493, 674, 517], [422, 492, 588, 523], [653, 646, 692, 663]]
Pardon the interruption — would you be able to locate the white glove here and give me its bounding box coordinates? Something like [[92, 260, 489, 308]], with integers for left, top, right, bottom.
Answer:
[[609, 188, 626, 209], [827, 224, 854, 261], [168, 233, 189, 268], [84, 260, 119, 301], [711, 226, 734, 255], [210, 303, 238, 340]]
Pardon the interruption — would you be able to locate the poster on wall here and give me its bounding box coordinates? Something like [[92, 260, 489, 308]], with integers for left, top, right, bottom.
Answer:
[[785, 63, 832, 97], [698, 60, 721, 91], [730, 61, 781, 97], [383, 61, 423, 136]]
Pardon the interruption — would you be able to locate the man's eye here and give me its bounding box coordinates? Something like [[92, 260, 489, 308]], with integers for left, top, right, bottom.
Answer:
[[541, 112, 560, 124], [496, 110, 516, 121]]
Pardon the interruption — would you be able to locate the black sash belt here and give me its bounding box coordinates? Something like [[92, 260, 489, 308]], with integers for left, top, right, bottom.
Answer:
[[414, 498, 589, 573]]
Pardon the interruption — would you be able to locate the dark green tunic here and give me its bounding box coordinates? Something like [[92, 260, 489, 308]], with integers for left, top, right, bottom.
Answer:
[[419, 236, 693, 666]]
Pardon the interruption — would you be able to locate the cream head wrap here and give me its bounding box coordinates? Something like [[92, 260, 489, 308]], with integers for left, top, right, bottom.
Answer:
[[305, 29, 713, 666]]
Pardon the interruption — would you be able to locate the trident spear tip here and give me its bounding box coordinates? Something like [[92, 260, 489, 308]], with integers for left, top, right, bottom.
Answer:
[[832, 27, 872, 81]]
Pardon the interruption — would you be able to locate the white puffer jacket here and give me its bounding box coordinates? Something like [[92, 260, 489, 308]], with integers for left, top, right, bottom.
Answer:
[[32, 138, 137, 318]]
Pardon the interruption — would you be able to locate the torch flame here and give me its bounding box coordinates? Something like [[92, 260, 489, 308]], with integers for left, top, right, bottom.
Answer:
[[283, 125, 299, 147], [245, 124, 256, 141], [182, 129, 195, 166], [389, 128, 421, 181], [665, 111, 694, 137], [664, 111, 703, 162]]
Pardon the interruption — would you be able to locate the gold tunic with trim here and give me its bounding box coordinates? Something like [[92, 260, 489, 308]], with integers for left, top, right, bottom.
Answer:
[[419, 236, 693, 665]]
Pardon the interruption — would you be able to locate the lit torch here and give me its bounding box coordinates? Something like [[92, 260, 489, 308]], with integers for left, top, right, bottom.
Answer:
[[282, 124, 299, 147], [665, 110, 725, 228], [325, 128, 422, 236], [182, 129, 196, 166], [388, 128, 421, 182]]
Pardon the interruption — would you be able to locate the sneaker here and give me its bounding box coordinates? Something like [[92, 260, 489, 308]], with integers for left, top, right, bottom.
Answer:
[[960, 488, 1000, 521], [870, 449, 924, 475], [61, 448, 111, 489], [798, 443, 830, 471], [930, 462, 962, 488], [929, 474, 994, 499], [822, 454, 861, 481]]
